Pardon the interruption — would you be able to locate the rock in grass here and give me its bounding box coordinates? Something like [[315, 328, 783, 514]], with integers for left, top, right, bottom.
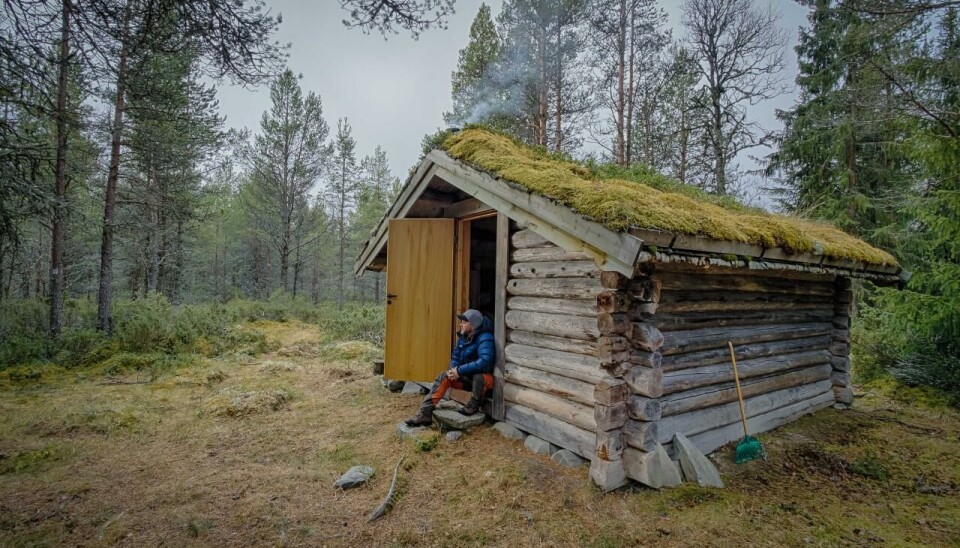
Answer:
[[433, 409, 485, 430], [396, 421, 431, 441], [673, 433, 723, 488], [445, 431, 463, 443], [630, 443, 682, 489], [401, 382, 428, 395], [524, 435, 555, 456], [386, 380, 405, 392], [493, 422, 526, 441], [551, 449, 586, 468], [334, 465, 375, 489]]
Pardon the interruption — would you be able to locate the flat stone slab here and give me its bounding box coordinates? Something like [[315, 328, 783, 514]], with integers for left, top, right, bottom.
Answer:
[[524, 435, 556, 456], [396, 421, 431, 441], [551, 449, 586, 468], [433, 409, 485, 430], [445, 431, 463, 443], [401, 382, 428, 395], [674, 433, 723, 488], [334, 465, 374, 489], [493, 422, 526, 440]]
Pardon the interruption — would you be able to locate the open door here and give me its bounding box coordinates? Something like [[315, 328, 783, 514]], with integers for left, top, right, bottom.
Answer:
[[385, 219, 455, 382]]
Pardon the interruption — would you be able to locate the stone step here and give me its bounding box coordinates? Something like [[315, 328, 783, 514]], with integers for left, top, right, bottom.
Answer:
[[433, 408, 486, 430]]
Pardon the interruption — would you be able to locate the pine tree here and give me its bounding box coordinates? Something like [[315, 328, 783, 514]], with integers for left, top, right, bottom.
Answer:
[[352, 146, 395, 304], [327, 118, 359, 310], [244, 70, 330, 294]]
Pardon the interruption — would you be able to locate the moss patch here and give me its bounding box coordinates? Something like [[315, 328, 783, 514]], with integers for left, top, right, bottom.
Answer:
[[441, 127, 897, 266]]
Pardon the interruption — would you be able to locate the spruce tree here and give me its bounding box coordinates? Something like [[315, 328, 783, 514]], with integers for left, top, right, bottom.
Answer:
[[445, 3, 503, 126]]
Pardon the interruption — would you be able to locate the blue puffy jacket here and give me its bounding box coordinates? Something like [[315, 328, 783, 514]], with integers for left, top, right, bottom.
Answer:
[[450, 315, 495, 377]]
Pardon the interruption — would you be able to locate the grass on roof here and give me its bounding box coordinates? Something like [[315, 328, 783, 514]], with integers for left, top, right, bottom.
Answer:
[[440, 127, 897, 266]]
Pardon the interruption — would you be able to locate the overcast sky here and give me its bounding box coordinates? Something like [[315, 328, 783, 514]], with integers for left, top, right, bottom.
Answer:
[[215, 1, 810, 198]]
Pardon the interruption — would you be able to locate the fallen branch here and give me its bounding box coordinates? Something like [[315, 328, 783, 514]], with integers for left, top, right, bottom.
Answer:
[[368, 456, 404, 522]]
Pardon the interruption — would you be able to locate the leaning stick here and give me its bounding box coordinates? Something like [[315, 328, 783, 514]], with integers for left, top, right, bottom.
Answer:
[[368, 457, 404, 522]]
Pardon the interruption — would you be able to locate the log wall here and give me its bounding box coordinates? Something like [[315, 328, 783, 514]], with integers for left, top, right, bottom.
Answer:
[[618, 262, 849, 482], [502, 228, 611, 468]]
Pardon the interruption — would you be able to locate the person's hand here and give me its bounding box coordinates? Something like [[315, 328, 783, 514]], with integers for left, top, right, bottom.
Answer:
[[446, 368, 459, 381]]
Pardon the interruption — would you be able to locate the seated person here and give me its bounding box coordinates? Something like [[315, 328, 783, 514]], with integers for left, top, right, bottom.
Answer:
[[405, 309, 495, 426]]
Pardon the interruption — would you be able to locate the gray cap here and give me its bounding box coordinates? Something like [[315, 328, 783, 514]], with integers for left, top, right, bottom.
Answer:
[[457, 309, 483, 329]]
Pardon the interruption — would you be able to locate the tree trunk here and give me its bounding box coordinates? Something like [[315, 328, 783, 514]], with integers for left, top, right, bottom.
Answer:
[[49, 0, 71, 337], [616, 0, 626, 165], [97, 5, 131, 334]]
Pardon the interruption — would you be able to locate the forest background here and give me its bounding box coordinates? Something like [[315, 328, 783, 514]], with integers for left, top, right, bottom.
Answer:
[[1, 0, 958, 403]]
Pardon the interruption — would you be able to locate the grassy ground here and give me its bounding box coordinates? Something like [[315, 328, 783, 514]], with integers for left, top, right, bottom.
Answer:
[[1, 321, 957, 547]]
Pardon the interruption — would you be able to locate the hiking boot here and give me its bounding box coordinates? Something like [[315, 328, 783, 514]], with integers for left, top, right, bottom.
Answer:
[[458, 399, 481, 416], [405, 406, 433, 427]]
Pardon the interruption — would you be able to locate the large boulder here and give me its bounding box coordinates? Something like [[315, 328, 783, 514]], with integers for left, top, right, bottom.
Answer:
[[524, 435, 556, 456], [551, 449, 586, 468], [493, 422, 527, 441], [673, 433, 724, 488]]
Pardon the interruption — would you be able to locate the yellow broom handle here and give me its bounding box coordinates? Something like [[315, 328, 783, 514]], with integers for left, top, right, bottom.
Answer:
[[729, 342, 749, 438]]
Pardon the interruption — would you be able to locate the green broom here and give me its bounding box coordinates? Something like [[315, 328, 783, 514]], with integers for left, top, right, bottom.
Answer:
[[728, 341, 766, 464]]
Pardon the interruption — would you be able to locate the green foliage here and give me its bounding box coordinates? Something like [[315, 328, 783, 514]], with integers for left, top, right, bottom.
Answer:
[[318, 303, 385, 346]]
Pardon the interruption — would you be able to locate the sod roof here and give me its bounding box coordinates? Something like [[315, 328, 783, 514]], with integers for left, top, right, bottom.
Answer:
[[441, 127, 897, 267]]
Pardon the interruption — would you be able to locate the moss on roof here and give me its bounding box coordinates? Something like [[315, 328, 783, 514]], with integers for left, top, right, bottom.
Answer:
[[441, 127, 897, 267]]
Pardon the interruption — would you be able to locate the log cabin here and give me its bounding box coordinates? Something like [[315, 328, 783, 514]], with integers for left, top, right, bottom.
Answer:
[[354, 127, 907, 490]]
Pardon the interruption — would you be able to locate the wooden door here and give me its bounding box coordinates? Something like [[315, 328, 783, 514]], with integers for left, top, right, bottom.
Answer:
[[385, 219, 455, 382]]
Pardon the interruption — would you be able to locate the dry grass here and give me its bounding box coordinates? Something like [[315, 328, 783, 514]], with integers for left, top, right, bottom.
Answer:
[[2, 321, 958, 547], [442, 128, 897, 266]]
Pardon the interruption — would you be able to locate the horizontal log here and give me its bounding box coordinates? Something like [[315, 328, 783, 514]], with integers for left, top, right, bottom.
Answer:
[[657, 380, 833, 443], [831, 371, 850, 388], [663, 350, 830, 394], [832, 315, 850, 329], [505, 343, 606, 384], [661, 322, 833, 356], [830, 356, 850, 373], [653, 308, 835, 332], [512, 229, 551, 249], [504, 402, 595, 459], [629, 302, 658, 320], [661, 335, 832, 372], [829, 342, 849, 357], [508, 296, 597, 317], [677, 390, 835, 456], [624, 365, 663, 398], [510, 260, 600, 279], [507, 329, 597, 356], [832, 329, 850, 343], [507, 277, 603, 300], [629, 322, 664, 352], [600, 271, 628, 289], [626, 396, 662, 421], [658, 290, 833, 310], [627, 278, 662, 303], [658, 272, 836, 296], [658, 299, 836, 315], [598, 313, 630, 335], [834, 386, 853, 404], [504, 383, 595, 432], [595, 430, 625, 462], [661, 363, 832, 417], [652, 261, 837, 283], [505, 310, 600, 341], [594, 378, 629, 405], [836, 288, 853, 303], [623, 419, 658, 452], [512, 247, 592, 262], [595, 403, 627, 431], [597, 291, 630, 313], [630, 351, 662, 368], [504, 361, 595, 406], [602, 362, 631, 378], [598, 336, 630, 365]]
